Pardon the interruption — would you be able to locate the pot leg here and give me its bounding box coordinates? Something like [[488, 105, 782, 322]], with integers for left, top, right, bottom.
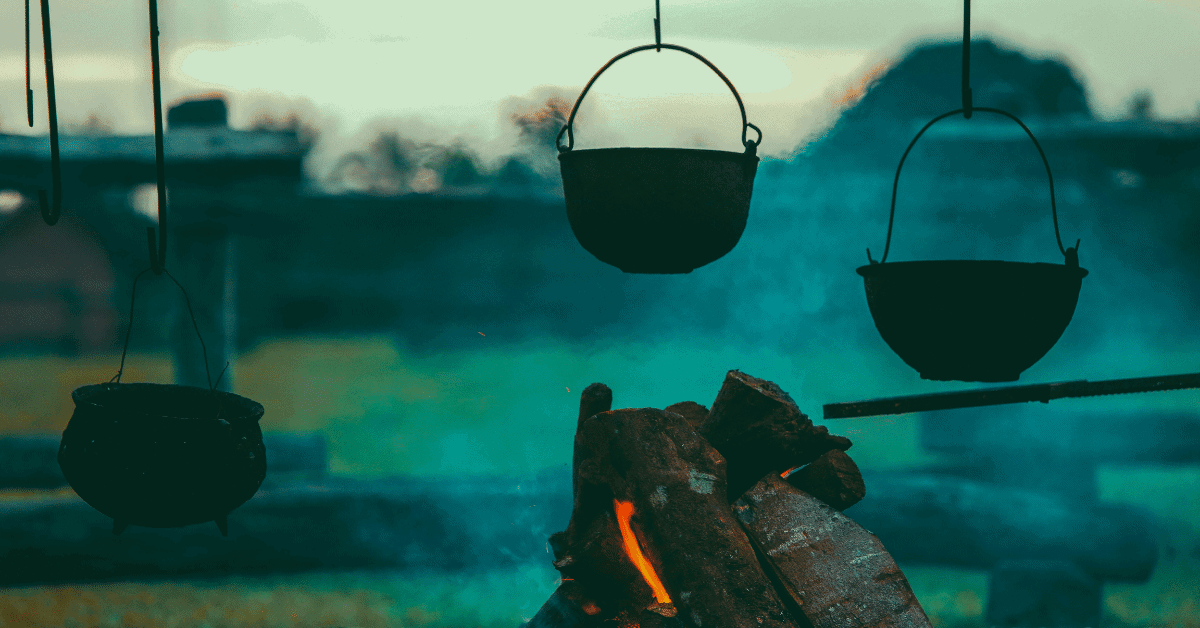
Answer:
[[215, 514, 228, 537], [112, 520, 128, 536]]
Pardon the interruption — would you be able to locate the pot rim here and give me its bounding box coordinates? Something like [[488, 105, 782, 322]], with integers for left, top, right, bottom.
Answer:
[[70, 382, 264, 422], [558, 146, 759, 162], [857, 259, 1089, 279]]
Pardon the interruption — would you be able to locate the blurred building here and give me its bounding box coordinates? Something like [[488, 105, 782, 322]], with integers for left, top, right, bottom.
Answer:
[[0, 202, 116, 353]]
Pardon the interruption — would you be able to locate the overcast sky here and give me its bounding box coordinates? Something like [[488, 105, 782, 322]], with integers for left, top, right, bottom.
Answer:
[[2, 0, 1200, 161]]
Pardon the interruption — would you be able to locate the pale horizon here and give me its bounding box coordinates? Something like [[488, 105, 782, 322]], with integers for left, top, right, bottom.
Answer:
[[2, 0, 1199, 169]]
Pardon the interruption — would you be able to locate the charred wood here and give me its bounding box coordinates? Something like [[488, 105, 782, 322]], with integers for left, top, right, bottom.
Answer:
[[735, 474, 933, 628], [663, 401, 709, 430], [550, 383, 614, 562], [700, 370, 852, 501], [785, 449, 866, 511], [552, 506, 657, 615], [571, 407, 797, 628]]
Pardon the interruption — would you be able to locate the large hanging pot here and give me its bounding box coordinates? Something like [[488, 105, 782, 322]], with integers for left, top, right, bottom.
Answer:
[[859, 108, 1088, 383], [60, 383, 266, 536], [557, 43, 762, 274], [58, 272, 267, 536]]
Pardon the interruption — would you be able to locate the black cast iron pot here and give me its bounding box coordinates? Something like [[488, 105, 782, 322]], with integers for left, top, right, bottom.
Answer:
[[858, 260, 1088, 382], [861, 108, 1087, 382], [556, 43, 762, 274], [59, 382, 266, 535]]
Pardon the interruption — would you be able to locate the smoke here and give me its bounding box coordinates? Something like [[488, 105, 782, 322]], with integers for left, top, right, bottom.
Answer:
[[316, 91, 581, 195], [499, 89, 573, 179]]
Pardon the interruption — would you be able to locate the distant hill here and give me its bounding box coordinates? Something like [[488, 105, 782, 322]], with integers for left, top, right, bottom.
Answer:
[[814, 38, 1092, 162]]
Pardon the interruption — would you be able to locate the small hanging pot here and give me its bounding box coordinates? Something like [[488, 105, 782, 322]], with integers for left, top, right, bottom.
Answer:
[[58, 272, 266, 536], [557, 43, 762, 274], [858, 108, 1088, 383]]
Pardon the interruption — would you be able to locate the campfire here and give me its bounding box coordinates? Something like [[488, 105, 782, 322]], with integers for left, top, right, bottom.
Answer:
[[526, 371, 933, 628]]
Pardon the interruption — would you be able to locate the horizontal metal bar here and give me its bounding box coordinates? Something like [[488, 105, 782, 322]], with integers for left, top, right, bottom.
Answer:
[[823, 372, 1200, 419]]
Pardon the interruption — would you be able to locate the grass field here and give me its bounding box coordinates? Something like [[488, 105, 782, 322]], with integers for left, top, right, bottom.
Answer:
[[2, 337, 1197, 627]]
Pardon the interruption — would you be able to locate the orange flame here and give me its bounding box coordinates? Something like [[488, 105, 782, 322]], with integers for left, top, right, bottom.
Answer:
[[613, 499, 671, 604]]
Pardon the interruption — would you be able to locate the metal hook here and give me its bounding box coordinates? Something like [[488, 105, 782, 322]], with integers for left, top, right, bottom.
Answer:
[[146, 0, 168, 275], [654, 0, 662, 52], [37, 0, 61, 225], [961, 0, 973, 119], [26, 0, 33, 127]]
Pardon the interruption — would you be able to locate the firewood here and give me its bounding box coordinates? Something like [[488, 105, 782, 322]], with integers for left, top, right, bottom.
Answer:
[[578, 382, 614, 424], [553, 505, 657, 613], [734, 474, 933, 628], [785, 449, 866, 511], [701, 371, 852, 501], [551, 383, 615, 560], [663, 401, 709, 430], [575, 407, 798, 628]]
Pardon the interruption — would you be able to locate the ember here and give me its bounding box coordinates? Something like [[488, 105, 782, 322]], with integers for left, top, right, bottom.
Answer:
[[614, 500, 671, 605], [526, 371, 933, 628]]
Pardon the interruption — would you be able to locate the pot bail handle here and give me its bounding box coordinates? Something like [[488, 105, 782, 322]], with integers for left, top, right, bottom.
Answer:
[[869, 107, 1076, 265], [111, 268, 226, 394], [555, 43, 761, 155]]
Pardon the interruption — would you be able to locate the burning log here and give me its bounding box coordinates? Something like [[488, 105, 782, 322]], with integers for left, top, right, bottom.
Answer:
[[534, 372, 929, 628], [563, 407, 796, 627], [785, 449, 866, 511], [552, 504, 659, 613], [549, 382, 614, 562], [734, 474, 933, 628], [700, 370, 852, 501]]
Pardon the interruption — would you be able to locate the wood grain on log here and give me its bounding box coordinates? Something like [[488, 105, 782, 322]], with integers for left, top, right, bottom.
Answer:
[[786, 450, 866, 511], [734, 474, 933, 628], [575, 407, 798, 628], [701, 371, 852, 501]]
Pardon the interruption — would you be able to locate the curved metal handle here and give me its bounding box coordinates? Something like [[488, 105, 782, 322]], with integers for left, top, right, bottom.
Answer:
[[870, 107, 1077, 265], [555, 43, 762, 154], [112, 268, 221, 394]]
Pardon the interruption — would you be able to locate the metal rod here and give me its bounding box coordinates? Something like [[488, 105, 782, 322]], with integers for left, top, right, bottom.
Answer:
[[38, 0, 61, 225], [654, 0, 661, 52], [823, 372, 1200, 419], [148, 0, 168, 273], [962, 0, 972, 118], [26, 0, 33, 127]]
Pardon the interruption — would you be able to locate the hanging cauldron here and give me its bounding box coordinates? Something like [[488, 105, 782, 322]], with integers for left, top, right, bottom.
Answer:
[[58, 267, 267, 536], [859, 108, 1088, 383], [557, 43, 762, 274], [59, 383, 266, 536]]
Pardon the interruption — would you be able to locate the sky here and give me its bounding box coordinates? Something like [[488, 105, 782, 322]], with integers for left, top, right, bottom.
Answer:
[[2, 0, 1200, 167]]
